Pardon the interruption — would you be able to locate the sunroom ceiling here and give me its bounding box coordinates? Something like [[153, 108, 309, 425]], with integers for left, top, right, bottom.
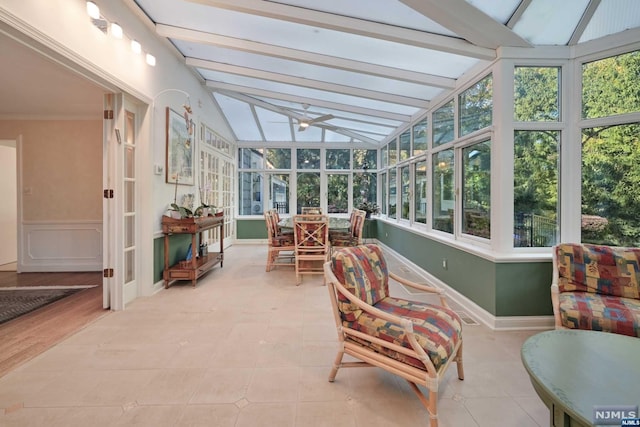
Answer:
[[132, 0, 640, 145]]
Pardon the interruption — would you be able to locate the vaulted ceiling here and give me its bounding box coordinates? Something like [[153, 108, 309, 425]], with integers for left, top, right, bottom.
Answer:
[[132, 0, 640, 145]]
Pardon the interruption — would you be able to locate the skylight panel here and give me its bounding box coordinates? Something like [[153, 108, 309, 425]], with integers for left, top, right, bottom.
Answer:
[[255, 107, 293, 142], [512, 0, 589, 45], [213, 94, 262, 141], [579, 0, 640, 43], [465, 0, 522, 24]]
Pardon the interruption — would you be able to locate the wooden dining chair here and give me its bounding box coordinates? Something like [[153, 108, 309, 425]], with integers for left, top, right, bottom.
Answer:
[[293, 214, 330, 285], [301, 206, 323, 215], [330, 209, 366, 247], [264, 210, 295, 272]]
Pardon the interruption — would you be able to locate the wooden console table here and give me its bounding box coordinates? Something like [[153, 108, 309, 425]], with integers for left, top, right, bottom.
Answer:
[[161, 215, 224, 288]]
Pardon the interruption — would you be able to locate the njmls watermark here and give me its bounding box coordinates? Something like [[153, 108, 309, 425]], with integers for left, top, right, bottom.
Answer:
[[593, 405, 639, 425]]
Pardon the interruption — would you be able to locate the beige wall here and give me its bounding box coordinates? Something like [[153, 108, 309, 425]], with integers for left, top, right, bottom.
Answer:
[[0, 120, 102, 221]]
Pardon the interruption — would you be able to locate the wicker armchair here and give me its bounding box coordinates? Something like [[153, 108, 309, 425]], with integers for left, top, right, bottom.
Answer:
[[324, 244, 464, 427]]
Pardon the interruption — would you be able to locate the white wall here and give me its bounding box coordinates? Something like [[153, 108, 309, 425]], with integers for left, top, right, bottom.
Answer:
[[0, 142, 17, 266]]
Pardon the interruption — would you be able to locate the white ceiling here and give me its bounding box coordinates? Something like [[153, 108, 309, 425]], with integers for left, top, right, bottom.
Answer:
[[130, 0, 640, 146], [0, 34, 105, 119]]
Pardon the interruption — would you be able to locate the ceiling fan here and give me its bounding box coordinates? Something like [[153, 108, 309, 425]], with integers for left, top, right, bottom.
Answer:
[[296, 104, 334, 132]]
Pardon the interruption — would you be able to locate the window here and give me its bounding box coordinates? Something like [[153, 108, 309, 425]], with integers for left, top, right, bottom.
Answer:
[[514, 131, 559, 247], [238, 148, 263, 169], [297, 148, 320, 169], [326, 149, 350, 169], [265, 148, 291, 169], [268, 173, 290, 214], [462, 141, 491, 239], [432, 150, 454, 233], [327, 173, 348, 213], [388, 139, 398, 166], [399, 130, 410, 161], [414, 160, 427, 224], [582, 123, 640, 246], [239, 171, 263, 215], [582, 51, 640, 119], [353, 149, 377, 170], [354, 171, 376, 209], [400, 165, 410, 220], [388, 168, 397, 219], [433, 100, 454, 146], [381, 172, 387, 215], [381, 144, 388, 168], [296, 172, 320, 213], [459, 74, 493, 136], [514, 67, 559, 121], [413, 119, 427, 156]]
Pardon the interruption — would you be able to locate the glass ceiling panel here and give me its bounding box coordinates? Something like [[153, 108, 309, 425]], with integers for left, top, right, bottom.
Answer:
[[580, 0, 640, 43], [465, 0, 521, 24], [255, 97, 405, 128], [139, 0, 480, 78], [255, 107, 293, 141], [324, 130, 351, 143], [327, 119, 394, 136], [269, 0, 458, 36], [198, 69, 420, 116], [172, 41, 444, 101], [213, 94, 262, 141], [294, 126, 322, 142], [512, 0, 589, 45]]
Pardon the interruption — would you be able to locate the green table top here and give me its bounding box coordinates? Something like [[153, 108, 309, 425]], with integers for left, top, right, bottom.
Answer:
[[278, 216, 350, 231], [521, 329, 640, 426]]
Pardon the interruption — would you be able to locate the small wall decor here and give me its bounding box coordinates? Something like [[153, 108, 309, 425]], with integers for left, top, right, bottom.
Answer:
[[166, 106, 194, 185]]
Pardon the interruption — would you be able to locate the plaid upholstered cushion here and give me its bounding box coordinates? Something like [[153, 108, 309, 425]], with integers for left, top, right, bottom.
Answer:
[[271, 234, 294, 247], [555, 243, 640, 298], [558, 291, 640, 337], [331, 245, 389, 321], [345, 296, 462, 371]]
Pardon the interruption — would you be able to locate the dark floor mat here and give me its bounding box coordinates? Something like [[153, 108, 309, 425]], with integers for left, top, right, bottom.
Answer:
[[0, 288, 86, 324]]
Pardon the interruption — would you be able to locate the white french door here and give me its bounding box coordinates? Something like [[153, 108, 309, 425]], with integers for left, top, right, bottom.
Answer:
[[103, 93, 139, 310]]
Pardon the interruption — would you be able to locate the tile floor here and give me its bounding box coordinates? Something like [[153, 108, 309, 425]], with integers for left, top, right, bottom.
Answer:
[[0, 244, 550, 427]]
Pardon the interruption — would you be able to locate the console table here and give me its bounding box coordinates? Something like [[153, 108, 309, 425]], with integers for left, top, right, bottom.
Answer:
[[521, 329, 640, 427], [161, 215, 224, 288]]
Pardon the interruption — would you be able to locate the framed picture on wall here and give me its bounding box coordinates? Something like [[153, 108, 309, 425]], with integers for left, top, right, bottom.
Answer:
[[166, 107, 194, 185]]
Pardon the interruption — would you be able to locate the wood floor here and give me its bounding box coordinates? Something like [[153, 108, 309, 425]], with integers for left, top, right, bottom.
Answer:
[[0, 271, 108, 378]]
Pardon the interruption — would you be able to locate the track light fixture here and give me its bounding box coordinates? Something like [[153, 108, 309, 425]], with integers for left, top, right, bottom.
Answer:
[[85, 1, 155, 66]]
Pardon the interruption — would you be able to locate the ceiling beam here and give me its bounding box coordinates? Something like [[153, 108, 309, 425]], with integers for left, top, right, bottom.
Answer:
[[209, 83, 412, 123], [186, 57, 429, 108], [185, 0, 495, 60], [157, 24, 456, 88], [399, 0, 532, 49], [569, 0, 601, 45]]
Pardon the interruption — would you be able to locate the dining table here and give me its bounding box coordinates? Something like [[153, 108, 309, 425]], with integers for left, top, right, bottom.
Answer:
[[277, 216, 351, 231]]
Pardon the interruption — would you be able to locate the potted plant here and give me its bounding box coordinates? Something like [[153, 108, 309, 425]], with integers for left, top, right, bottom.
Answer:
[[357, 201, 380, 218]]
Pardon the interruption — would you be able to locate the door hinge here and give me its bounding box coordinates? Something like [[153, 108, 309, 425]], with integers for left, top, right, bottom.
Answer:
[[104, 109, 114, 119], [103, 189, 114, 199], [103, 268, 114, 278]]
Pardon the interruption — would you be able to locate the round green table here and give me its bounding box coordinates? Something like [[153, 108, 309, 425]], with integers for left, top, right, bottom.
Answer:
[[521, 329, 640, 427]]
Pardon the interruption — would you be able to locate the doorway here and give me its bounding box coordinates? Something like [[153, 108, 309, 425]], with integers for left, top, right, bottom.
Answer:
[[0, 140, 17, 271]]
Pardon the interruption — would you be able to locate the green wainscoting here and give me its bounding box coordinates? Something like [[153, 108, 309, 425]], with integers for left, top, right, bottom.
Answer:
[[236, 219, 268, 239], [373, 221, 553, 317], [153, 234, 194, 283]]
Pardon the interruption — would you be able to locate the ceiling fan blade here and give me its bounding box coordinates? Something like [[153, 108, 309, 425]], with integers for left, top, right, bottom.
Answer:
[[309, 114, 334, 124]]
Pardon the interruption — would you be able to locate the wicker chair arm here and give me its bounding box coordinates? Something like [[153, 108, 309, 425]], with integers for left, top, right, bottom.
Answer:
[[389, 271, 448, 307]]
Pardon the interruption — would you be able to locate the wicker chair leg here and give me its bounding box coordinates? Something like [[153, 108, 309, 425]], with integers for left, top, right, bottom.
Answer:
[[407, 381, 438, 427], [455, 342, 464, 380], [328, 349, 345, 382]]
